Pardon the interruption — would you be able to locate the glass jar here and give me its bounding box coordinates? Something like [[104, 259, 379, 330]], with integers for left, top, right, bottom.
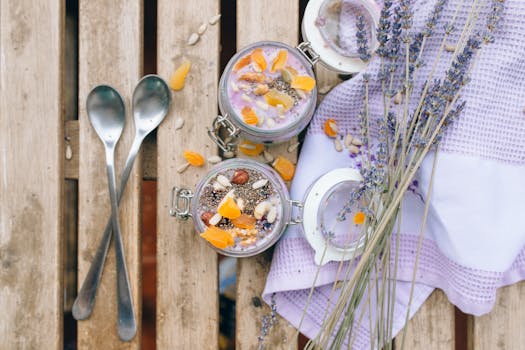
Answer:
[[170, 159, 365, 263], [208, 0, 380, 153]]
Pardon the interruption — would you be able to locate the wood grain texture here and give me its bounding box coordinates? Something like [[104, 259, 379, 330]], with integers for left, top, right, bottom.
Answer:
[[236, 1, 300, 349], [396, 290, 455, 350], [77, 1, 143, 348], [467, 283, 525, 350], [156, 1, 220, 349], [0, 0, 64, 348]]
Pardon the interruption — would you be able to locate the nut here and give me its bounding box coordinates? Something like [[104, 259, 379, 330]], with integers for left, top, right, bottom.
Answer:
[[287, 142, 300, 153], [254, 201, 270, 220], [344, 134, 354, 148], [231, 169, 249, 184], [207, 155, 222, 164], [393, 91, 402, 104], [334, 138, 343, 152], [263, 150, 274, 163], [254, 84, 269, 95], [209, 213, 222, 226], [352, 137, 363, 146], [445, 43, 456, 52], [266, 206, 277, 223], [349, 145, 360, 154], [241, 94, 253, 103], [213, 181, 226, 191], [266, 118, 276, 128], [209, 14, 221, 25], [231, 81, 239, 92], [197, 23, 208, 35], [217, 174, 232, 187], [256, 100, 269, 111], [252, 179, 268, 189], [174, 117, 185, 130], [200, 212, 214, 226], [187, 32, 200, 46], [236, 198, 245, 211]]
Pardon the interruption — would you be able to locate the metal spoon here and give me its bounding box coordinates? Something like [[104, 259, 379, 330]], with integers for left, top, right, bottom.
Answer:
[[83, 85, 136, 341], [72, 76, 171, 336]]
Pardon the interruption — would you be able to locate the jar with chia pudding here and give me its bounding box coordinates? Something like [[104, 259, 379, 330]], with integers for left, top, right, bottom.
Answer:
[[208, 0, 380, 153], [170, 159, 367, 263]]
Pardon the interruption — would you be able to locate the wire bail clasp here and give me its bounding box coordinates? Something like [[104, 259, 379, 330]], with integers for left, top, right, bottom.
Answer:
[[207, 114, 240, 154], [169, 186, 194, 220], [297, 42, 320, 66]]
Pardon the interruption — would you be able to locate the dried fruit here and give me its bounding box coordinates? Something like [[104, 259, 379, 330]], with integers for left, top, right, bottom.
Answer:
[[353, 211, 366, 225], [324, 119, 338, 138], [200, 212, 214, 226], [241, 106, 259, 125], [271, 50, 288, 72], [239, 72, 267, 83], [272, 156, 295, 181], [238, 140, 264, 156], [264, 89, 294, 111], [183, 150, 205, 166], [200, 226, 234, 249], [233, 55, 252, 72], [169, 60, 191, 91], [231, 169, 250, 184], [251, 48, 267, 71], [291, 75, 316, 92], [231, 214, 256, 229], [218, 197, 241, 219]]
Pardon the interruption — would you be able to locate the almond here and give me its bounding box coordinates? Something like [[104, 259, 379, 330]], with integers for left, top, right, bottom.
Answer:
[[200, 212, 214, 226], [231, 169, 249, 185], [254, 84, 269, 95]]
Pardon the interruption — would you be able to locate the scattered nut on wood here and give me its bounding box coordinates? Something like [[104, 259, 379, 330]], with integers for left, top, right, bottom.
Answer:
[[207, 155, 222, 164], [349, 145, 360, 154], [287, 142, 300, 153], [344, 134, 354, 148], [209, 14, 221, 25], [197, 23, 208, 35], [177, 162, 190, 173], [174, 117, 185, 130], [65, 144, 73, 160], [263, 150, 274, 163], [223, 151, 235, 159], [334, 138, 343, 152], [252, 179, 268, 189], [445, 43, 456, 52], [187, 32, 200, 46]]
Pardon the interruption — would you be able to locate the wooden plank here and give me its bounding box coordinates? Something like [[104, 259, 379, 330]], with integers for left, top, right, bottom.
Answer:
[[396, 290, 455, 350], [77, 1, 143, 348], [235, 1, 300, 349], [0, 0, 64, 349], [467, 283, 525, 350], [156, 1, 220, 349]]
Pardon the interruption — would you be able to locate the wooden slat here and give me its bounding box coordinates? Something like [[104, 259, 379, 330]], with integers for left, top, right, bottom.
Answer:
[[467, 283, 525, 350], [396, 290, 455, 350], [77, 1, 143, 348], [0, 0, 64, 348], [156, 1, 220, 349], [236, 1, 300, 349]]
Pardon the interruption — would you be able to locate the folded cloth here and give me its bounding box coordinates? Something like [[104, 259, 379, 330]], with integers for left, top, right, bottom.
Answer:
[[263, 0, 525, 347]]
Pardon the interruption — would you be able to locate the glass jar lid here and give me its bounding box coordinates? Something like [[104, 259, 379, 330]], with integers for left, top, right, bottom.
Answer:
[[300, 167, 365, 265], [302, 0, 381, 74]]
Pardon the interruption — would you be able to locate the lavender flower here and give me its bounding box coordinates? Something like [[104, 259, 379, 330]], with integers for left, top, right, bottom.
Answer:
[[484, 0, 505, 43], [408, 32, 424, 82], [423, 0, 447, 37], [376, 0, 393, 58], [356, 14, 371, 62], [258, 293, 277, 349]]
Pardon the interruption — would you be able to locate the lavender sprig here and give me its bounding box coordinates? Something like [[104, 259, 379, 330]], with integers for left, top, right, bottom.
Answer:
[[376, 0, 393, 59], [356, 14, 371, 62], [423, 0, 447, 37], [484, 0, 505, 43]]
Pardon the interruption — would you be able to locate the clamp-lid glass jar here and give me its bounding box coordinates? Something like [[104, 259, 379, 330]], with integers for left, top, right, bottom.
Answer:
[[208, 0, 380, 153], [170, 159, 366, 262]]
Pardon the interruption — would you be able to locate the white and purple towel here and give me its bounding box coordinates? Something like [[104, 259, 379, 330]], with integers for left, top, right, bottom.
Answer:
[[263, 0, 525, 347]]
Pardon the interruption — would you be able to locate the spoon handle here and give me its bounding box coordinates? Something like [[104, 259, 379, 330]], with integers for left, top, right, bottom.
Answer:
[[72, 137, 141, 321], [106, 147, 137, 341]]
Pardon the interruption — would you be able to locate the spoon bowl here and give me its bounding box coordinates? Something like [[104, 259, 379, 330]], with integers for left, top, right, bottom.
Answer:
[[87, 85, 126, 145], [132, 74, 171, 136]]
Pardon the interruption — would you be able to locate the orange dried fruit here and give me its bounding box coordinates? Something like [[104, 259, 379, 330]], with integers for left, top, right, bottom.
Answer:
[[291, 75, 316, 92], [231, 214, 256, 229], [264, 89, 294, 111], [251, 48, 267, 71], [239, 72, 267, 83], [169, 60, 191, 91], [324, 119, 338, 138], [183, 150, 205, 166], [353, 211, 366, 225], [200, 226, 234, 249], [233, 54, 252, 72], [218, 197, 241, 219], [238, 140, 264, 156], [272, 156, 295, 181], [271, 50, 288, 72], [241, 106, 259, 125]]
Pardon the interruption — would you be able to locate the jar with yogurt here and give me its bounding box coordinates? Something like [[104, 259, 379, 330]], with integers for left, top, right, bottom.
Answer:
[[208, 0, 380, 153]]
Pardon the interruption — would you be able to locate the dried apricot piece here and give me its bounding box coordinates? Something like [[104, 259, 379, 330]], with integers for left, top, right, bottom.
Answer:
[[353, 211, 366, 225], [169, 60, 191, 91], [239, 72, 267, 83], [272, 156, 295, 181], [218, 197, 241, 219], [241, 106, 259, 125], [238, 140, 264, 156], [251, 48, 267, 71], [271, 50, 288, 72], [200, 226, 234, 249], [324, 119, 338, 138], [233, 54, 252, 72], [183, 150, 205, 166], [231, 214, 256, 229], [264, 89, 294, 111], [291, 75, 316, 92]]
